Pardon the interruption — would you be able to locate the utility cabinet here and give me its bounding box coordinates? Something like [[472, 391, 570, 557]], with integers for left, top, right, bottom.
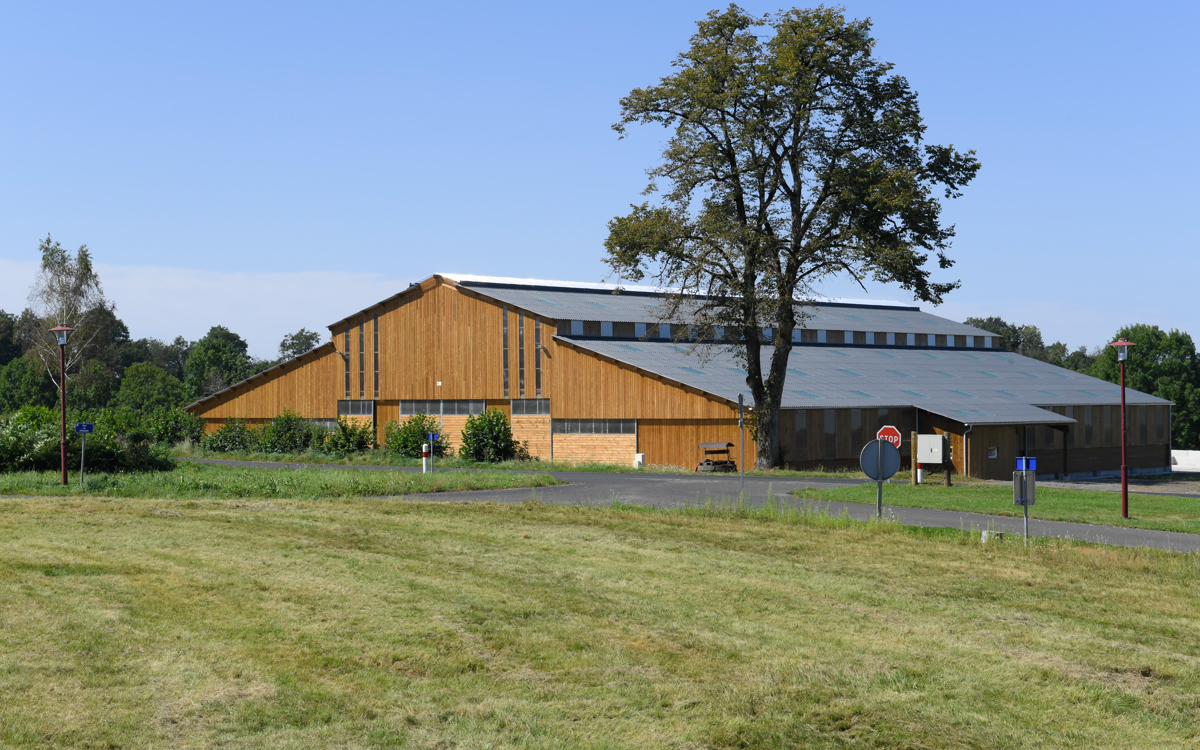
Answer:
[[917, 434, 950, 464]]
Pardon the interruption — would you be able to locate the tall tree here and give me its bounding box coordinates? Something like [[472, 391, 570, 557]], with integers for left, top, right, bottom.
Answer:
[[184, 326, 254, 398], [113, 362, 187, 411], [1089, 324, 1200, 450], [605, 5, 979, 467], [20, 235, 114, 388]]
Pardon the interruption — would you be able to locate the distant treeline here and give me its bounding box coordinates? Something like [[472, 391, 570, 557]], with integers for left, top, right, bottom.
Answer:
[[0, 309, 322, 414]]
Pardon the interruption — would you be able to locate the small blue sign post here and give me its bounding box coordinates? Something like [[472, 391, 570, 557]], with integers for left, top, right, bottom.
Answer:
[[75, 423, 95, 486], [1014, 456, 1037, 544], [428, 433, 439, 473]]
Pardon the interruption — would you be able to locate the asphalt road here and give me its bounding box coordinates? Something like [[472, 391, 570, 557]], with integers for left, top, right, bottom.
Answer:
[[182, 458, 1200, 553]]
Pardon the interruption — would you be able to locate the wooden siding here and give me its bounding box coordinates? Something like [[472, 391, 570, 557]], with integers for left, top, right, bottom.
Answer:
[[436, 415, 470, 454], [187, 343, 341, 424], [553, 434, 637, 465], [636, 419, 754, 470], [513, 415, 552, 460], [549, 339, 740, 420]]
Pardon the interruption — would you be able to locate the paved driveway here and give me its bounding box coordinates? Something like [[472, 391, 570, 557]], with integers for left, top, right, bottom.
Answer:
[[183, 458, 1200, 553]]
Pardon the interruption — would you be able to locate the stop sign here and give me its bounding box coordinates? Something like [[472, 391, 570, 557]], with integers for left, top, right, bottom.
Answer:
[[877, 425, 902, 449]]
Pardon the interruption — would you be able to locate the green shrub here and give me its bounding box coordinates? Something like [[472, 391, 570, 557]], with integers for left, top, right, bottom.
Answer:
[[323, 417, 375, 456], [200, 417, 260, 453], [259, 409, 324, 454], [143, 408, 205, 445], [0, 405, 173, 472], [383, 412, 449, 458], [458, 408, 529, 462]]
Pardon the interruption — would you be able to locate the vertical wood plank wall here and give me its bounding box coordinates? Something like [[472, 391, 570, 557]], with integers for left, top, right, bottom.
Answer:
[[636, 419, 754, 470], [188, 343, 341, 427]]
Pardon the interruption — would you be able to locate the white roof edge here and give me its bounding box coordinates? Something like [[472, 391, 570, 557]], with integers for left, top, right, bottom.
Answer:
[[438, 273, 912, 308], [437, 272, 669, 294]]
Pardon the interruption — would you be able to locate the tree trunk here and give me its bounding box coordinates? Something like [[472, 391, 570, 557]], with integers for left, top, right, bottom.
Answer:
[[755, 404, 781, 469]]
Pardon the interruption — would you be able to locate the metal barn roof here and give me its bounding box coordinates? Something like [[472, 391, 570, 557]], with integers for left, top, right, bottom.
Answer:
[[453, 276, 991, 336], [559, 338, 1171, 426]]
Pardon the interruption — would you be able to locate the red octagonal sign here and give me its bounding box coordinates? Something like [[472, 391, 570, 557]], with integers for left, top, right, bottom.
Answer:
[[877, 425, 902, 449]]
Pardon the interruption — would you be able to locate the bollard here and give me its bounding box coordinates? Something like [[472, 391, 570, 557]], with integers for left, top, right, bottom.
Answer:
[[422, 443, 430, 474], [944, 467, 951, 487]]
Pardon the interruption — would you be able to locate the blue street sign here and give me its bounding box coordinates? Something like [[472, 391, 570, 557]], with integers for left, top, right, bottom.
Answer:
[[75, 423, 95, 434], [428, 433, 439, 442], [1016, 457, 1037, 471]]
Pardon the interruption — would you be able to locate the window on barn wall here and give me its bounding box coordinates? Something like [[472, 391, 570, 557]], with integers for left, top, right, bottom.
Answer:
[[373, 314, 380, 399], [794, 410, 808, 461], [399, 400, 484, 416], [534, 319, 542, 397], [851, 409, 862, 452], [518, 313, 526, 398], [552, 419, 635, 434], [344, 326, 351, 399], [359, 320, 365, 399], [338, 400, 375, 417], [824, 409, 836, 460], [502, 307, 510, 398], [512, 399, 550, 415]]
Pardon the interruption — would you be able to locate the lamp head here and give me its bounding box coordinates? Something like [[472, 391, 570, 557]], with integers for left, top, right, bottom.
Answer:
[[1108, 337, 1135, 362], [49, 325, 74, 347]]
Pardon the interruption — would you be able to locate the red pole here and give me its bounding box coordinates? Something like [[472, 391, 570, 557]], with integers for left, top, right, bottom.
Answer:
[[1120, 359, 1128, 519], [59, 341, 67, 486]]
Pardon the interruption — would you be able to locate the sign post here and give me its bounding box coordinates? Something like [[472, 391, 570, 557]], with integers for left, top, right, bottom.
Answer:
[[427, 433, 439, 473], [738, 394, 745, 496], [860, 438, 901, 519], [74, 423, 94, 486], [1013, 456, 1037, 545]]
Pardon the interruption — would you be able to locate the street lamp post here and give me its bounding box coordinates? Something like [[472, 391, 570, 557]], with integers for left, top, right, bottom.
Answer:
[[50, 325, 74, 486], [1108, 338, 1136, 519]]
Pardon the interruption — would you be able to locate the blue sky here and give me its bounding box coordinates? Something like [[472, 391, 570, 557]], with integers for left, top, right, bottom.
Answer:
[[1, 1, 1196, 358]]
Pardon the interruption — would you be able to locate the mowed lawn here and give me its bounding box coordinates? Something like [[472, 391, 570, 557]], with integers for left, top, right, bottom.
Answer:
[[2, 497, 1200, 748], [795, 482, 1200, 535]]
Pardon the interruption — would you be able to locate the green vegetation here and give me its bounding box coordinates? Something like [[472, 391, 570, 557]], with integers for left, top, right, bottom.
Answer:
[[459, 407, 528, 462], [174, 441, 895, 477], [0, 461, 560, 499], [795, 481, 1200, 535], [200, 413, 377, 456], [0, 405, 179, 473], [2, 497, 1200, 747], [383, 412, 449, 458]]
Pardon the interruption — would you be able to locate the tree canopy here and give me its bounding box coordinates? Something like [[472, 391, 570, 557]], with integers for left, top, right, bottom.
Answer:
[[21, 235, 114, 387], [279, 328, 322, 360], [964, 316, 1097, 372], [113, 362, 188, 411], [605, 5, 979, 467], [184, 326, 255, 398]]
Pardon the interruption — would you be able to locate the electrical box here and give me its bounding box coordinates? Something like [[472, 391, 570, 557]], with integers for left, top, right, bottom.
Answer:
[[916, 434, 949, 464]]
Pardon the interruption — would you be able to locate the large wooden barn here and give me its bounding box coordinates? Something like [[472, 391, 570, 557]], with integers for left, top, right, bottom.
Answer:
[[186, 274, 1173, 480]]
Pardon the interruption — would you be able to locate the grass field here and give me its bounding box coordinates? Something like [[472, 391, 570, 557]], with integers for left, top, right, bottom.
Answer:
[[0, 462, 562, 499], [174, 444, 879, 478], [1, 496, 1199, 748], [795, 482, 1200, 535]]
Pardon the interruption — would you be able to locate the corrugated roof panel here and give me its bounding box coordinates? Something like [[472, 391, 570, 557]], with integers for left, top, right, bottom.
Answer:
[[557, 337, 1170, 425], [456, 280, 995, 335]]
